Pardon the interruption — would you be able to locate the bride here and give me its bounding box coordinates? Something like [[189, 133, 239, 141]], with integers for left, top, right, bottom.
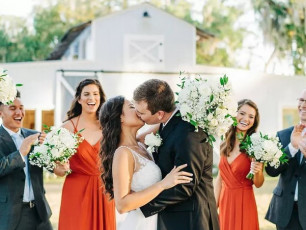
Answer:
[[99, 96, 193, 230]]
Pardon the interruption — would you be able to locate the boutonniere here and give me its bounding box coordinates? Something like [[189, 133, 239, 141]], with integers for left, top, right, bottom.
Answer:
[[144, 132, 162, 154]]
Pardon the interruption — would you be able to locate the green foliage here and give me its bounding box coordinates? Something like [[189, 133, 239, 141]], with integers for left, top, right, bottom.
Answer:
[[251, 0, 306, 75], [196, 0, 246, 67]]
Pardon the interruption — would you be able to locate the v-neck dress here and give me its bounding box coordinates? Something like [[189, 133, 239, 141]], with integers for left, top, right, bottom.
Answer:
[[58, 119, 116, 230], [218, 153, 259, 230]]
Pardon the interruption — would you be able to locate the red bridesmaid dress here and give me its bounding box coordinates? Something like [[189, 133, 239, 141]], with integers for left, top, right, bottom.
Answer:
[[218, 153, 259, 230], [58, 120, 116, 230]]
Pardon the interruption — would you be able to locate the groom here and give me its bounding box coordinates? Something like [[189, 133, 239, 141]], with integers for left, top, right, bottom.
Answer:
[[134, 79, 219, 230]]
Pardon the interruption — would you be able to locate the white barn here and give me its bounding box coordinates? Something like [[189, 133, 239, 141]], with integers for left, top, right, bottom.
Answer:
[[0, 3, 305, 140]]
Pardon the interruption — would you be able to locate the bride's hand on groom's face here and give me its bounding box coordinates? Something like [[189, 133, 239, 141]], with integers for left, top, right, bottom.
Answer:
[[160, 164, 193, 190]]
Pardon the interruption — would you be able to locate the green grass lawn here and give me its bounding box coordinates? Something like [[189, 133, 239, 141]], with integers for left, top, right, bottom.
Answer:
[[45, 175, 278, 230]]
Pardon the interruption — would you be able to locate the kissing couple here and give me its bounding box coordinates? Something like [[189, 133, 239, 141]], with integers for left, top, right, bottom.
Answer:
[[99, 79, 220, 230]]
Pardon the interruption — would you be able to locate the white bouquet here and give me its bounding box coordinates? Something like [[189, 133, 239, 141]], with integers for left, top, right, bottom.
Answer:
[[176, 74, 237, 145], [144, 132, 162, 155], [0, 68, 21, 105], [240, 132, 288, 179], [29, 126, 84, 173]]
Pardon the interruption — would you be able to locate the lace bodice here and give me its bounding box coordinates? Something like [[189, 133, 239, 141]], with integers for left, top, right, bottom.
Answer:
[[116, 145, 162, 192]]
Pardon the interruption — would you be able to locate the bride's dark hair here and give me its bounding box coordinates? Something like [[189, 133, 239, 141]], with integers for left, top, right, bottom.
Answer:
[[99, 96, 125, 199]]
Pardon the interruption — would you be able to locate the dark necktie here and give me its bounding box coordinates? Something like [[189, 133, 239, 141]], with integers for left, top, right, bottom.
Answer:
[[296, 151, 302, 165]]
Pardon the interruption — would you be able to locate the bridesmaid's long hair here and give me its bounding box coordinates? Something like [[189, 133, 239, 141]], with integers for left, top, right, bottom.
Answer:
[[99, 96, 125, 199], [66, 79, 106, 121], [220, 99, 260, 156]]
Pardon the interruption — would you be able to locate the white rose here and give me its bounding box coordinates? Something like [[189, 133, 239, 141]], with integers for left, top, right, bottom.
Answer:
[[180, 104, 191, 117], [50, 148, 61, 158], [207, 113, 214, 121], [0, 73, 17, 104], [144, 132, 162, 147], [210, 118, 218, 127]]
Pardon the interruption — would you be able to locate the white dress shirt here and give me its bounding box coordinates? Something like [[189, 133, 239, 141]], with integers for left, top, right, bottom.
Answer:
[[2, 125, 35, 202], [162, 107, 179, 129]]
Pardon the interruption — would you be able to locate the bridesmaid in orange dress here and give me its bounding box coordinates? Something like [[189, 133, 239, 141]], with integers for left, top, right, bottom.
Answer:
[[214, 99, 265, 230], [57, 79, 116, 230]]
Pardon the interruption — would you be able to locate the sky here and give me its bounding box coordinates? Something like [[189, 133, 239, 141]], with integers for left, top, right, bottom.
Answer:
[[0, 0, 35, 17]]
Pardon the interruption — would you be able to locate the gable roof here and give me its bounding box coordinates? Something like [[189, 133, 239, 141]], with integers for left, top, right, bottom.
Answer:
[[46, 3, 214, 60], [46, 21, 91, 60]]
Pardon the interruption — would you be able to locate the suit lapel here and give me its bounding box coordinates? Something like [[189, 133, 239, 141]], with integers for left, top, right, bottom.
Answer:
[[160, 114, 180, 142], [0, 126, 17, 155]]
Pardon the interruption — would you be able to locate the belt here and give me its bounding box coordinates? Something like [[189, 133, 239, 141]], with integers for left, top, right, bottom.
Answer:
[[22, 200, 35, 208]]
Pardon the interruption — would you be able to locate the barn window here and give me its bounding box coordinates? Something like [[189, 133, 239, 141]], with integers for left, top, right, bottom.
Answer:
[[124, 35, 164, 70]]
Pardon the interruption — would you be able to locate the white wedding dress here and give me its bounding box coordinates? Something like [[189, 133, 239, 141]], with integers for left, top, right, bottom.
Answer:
[[116, 145, 162, 230]]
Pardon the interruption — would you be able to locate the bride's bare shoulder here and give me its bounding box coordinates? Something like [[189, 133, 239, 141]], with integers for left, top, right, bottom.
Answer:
[[114, 146, 133, 158], [113, 147, 135, 169]]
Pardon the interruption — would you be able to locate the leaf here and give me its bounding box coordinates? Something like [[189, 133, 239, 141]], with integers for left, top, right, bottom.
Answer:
[[220, 77, 224, 86], [209, 135, 216, 142], [210, 94, 214, 103], [43, 124, 51, 133], [190, 119, 198, 127], [223, 74, 228, 84], [76, 128, 85, 135], [187, 112, 193, 119]]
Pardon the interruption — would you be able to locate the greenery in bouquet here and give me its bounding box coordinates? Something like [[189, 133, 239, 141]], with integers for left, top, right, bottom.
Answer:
[[239, 132, 288, 179], [0, 68, 22, 105], [176, 73, 237, 145], [29, 125, 84, 174]]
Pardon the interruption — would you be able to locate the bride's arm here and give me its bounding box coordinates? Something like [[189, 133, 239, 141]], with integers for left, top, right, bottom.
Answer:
[[136, 124, 160, 144], [113, 148, 192, 214]]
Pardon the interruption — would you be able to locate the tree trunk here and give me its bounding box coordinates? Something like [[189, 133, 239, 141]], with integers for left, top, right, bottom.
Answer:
[[264, 46, 277, 73]]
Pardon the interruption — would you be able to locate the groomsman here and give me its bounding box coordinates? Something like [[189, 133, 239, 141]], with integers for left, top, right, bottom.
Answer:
[[0, 92, 67, 230], [265, 89, 306, 230]]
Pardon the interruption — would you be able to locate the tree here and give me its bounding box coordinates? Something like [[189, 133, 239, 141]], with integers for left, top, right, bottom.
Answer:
[[196, 0, 246, 67], [251, 0, 306, 75], [0, 0, 246, 69]]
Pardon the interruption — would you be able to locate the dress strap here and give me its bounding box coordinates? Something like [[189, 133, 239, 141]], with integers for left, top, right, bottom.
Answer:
[[70, 116, 80, 133], [116, 146, 147, 172]]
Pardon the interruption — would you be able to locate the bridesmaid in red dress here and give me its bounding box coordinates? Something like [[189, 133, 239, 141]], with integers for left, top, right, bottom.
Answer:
[[57, 79, 116, 230], [214, 99, 265, 230]]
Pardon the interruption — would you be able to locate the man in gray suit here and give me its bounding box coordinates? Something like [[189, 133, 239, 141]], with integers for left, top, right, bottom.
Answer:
[[0, 92, 54, 230], [265, 89, 306, 230]]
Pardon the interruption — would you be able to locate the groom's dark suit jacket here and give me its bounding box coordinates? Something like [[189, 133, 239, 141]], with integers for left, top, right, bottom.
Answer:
[[0, 126, 52, 230], [141, 112, 219, 230], [265, 126, 306, 229]]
